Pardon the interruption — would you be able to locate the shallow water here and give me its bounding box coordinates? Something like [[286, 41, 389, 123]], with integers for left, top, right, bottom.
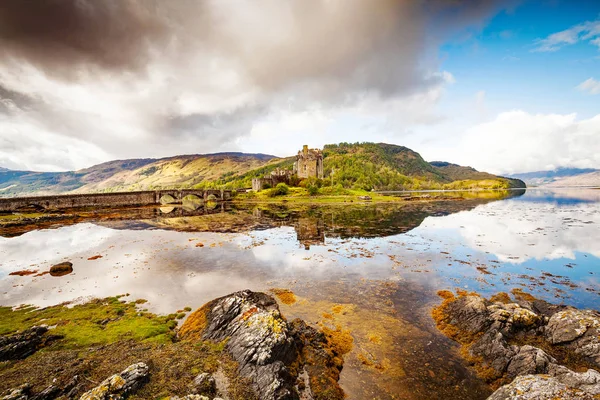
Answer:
[[1, 188, 599, 399]]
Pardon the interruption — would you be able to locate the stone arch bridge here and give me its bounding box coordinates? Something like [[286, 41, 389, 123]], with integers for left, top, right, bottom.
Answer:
[[0, 189, 232, 213]]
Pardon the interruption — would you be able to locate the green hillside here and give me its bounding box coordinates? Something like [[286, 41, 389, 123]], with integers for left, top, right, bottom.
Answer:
[[0, 143, 524, 197]]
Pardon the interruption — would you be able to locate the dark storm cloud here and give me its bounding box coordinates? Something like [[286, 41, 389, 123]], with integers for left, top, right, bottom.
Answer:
[[0, 84, 35, 114], [0, 0, 168, 76], [0, 0, 514, 171]]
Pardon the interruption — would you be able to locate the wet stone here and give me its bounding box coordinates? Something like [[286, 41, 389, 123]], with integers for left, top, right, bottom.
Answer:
[[79, 362, 149, 400], [49, 262, 73, 277]]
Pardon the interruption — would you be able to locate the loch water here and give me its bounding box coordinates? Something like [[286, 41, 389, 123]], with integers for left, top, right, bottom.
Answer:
[[1, 188, 599, 399]]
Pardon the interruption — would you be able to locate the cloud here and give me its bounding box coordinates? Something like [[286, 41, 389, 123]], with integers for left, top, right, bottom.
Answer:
[[577, 78, 600, 95], [453, 111, 600, 174], [420, 197, 600, 263], [533, 19, 600, 52], [0, 0, 509, 171]]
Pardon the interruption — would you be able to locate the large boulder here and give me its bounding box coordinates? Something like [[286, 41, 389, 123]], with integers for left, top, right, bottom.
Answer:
[[79, 362, 149, 400], [546, 309, 600, 344], [179, 290, 344, 400]]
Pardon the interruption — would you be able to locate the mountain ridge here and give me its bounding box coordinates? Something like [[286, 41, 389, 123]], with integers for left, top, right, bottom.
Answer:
[[509, 167, 599, 187], [0, 143, 524, 197]]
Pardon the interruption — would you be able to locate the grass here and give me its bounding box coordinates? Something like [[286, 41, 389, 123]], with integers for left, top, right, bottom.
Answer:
[[0, 297, 258, 399], [0, 297, 176, 347], [235, 187, 404, 204]]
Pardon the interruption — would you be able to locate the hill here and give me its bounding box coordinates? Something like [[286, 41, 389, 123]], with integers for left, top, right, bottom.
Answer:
[[509, 168, 598, 187], [218, 143, 525, 191], [0, 153, 277, 197], [0, 143, 525, 196], [318, 143, 523, 191]]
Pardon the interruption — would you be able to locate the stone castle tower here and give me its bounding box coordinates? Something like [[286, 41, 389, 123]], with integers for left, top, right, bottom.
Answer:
[[294, 145, 323, 179]]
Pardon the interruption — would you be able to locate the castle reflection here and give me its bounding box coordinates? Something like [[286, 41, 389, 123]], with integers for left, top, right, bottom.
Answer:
[[295, 217, 325, 250]]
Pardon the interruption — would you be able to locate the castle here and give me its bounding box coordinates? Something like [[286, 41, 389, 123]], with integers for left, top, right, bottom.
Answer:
[[293, 145, 323, 179], [251, 145, 323, 191]]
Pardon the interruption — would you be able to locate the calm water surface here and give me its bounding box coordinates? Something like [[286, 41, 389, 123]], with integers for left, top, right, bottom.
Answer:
[[1, 188, 599, 399]]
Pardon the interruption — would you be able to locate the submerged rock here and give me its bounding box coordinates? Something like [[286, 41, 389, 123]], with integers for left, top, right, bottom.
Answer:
[[180, 290, 345, 400], [432, 291, 600, 399], [79, 362, 149, 400], [49, 262, 73, 277], [0, 326, 61, 361]]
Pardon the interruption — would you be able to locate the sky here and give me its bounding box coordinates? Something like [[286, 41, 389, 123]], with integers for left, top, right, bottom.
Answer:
[[0, 0, 598, 175]]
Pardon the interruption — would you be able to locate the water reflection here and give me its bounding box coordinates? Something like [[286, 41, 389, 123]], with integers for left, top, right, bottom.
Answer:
[[0, 188, 598, 399], [295, 217, 325, 249]]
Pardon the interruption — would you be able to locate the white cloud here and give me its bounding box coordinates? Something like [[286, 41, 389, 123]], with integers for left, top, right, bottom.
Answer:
[[533, 19, 600, 52], [452, 111, 600, 174], [0, 0, 508, 171], [420, 197, 600, 263], [577, 78, 600, 95]]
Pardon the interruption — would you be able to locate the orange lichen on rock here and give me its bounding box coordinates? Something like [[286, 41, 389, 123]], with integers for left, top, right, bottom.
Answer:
[[511, 288, 536, 302], [179, 304, 210, 341], [367, 333, 382, 345], [490, 292, 512, 304], [460, 346, 505, 387], [321, 324, 353, 355], [269, 288, 297, 305], [241, 307, 258, 321], [437, 290, 455, 300], [431, 290, 480, 345], [195, 242, 204, 247], [87, 255, 103, 260]]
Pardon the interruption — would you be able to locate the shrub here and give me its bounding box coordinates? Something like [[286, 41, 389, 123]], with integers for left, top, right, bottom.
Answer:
[[307, 185, 319, 196], [274, 183, 289, 195]]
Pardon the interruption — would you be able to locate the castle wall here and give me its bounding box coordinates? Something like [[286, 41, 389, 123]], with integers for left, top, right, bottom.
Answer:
[[295, 146, 324, 179]]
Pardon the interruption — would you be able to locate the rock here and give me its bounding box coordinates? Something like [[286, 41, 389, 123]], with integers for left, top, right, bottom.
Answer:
[[28, 385, 60, 400], [1, 385, 31, 400], [181, 290, 298, 399], [180, 290, 345, 400], [191, 373, 216, 396], [488, 374, 596, 400], [442, 294, 490, 334], [49, 262, 73, 277], [434, 292, 600, 386], [545, 309, 600, 344], [358, 195, 372, 201], [0, 326, 61, 361], [79, 362, 149, 400]]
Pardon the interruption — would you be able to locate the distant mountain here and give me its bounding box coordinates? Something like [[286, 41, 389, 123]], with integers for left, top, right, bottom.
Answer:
[[509, 167, 599, 187], [0, 144, 525, 196], [545, 171, 600, 187]]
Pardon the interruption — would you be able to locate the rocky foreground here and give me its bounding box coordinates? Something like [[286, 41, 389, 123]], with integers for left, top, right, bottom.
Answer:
[[433, 290, 600, 399], [0, 290, 344, 400]]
